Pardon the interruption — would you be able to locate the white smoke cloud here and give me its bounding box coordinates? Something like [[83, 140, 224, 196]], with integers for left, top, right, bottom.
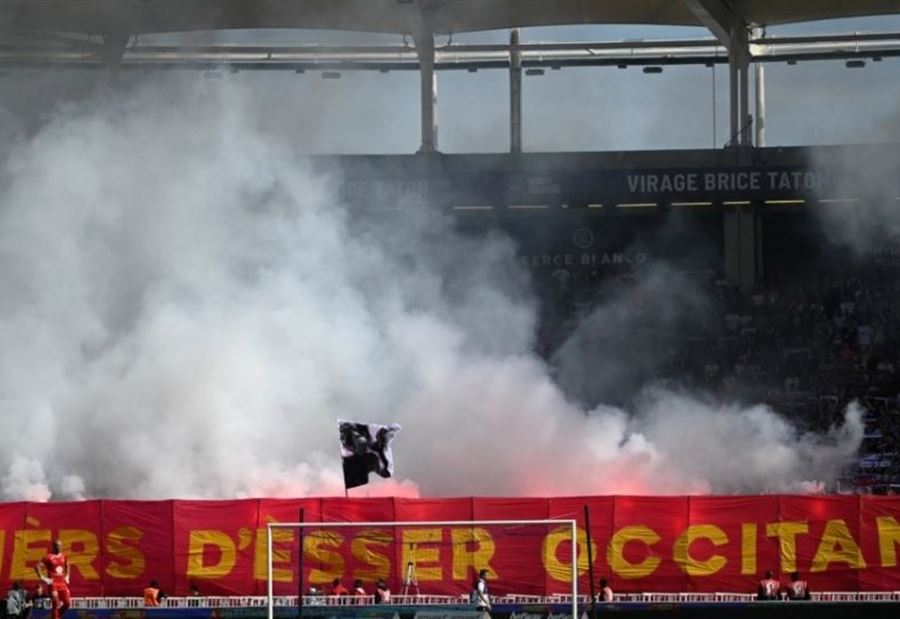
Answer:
[[629, 394, 865, 494], [551, 265, 712, 407], [810, 145, 900, 255], [0, 74, 863, 501], [1, 455, 51, 502]]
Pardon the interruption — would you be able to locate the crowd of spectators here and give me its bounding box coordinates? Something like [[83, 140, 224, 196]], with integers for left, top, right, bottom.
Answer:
[[539, 263, 900, 494], [700, 271, 900, 493]]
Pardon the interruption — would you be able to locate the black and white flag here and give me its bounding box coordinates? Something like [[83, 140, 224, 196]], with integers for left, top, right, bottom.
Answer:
[[338, 420, 402, 489]]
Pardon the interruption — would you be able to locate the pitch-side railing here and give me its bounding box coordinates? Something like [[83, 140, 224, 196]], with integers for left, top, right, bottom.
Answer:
[[65, 591, 900, 609]]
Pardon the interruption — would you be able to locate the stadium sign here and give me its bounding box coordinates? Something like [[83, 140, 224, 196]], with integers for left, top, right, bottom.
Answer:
[[2, 496, 900, 596], [524, 167, 838, 203], [334, 164, 870, 208], [519, 252, 649, 270], [624, 169, 828, 194]]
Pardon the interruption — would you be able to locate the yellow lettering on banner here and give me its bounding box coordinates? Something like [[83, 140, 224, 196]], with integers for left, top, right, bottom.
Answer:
[[0, 531, 5, 577], [304, 530, 344, 584], [741, 524, 757, 575], [187, 530, 237, 579], [254, 528, 294, 582], [352, 530, 392, 583], [60, 529, 100, 580], [106, 526, 146, 579], [673, 525, 728, 576], [402, 529, 442, 581], [10, 529, 51, 580], [877, 517, 900, 567], [766, 522, 808, 573], [607, 526, 661, 580], [542, 526, 591, 583], [238, 528, 252, 551], [452, 528, 496, 581], [811, 519, 866, 573]]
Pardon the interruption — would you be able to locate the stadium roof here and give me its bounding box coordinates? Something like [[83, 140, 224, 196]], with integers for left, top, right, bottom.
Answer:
[[2, 0, 900, 37]]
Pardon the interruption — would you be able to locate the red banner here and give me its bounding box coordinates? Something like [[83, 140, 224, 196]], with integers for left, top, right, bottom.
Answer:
[[0, 496, 898, 596]]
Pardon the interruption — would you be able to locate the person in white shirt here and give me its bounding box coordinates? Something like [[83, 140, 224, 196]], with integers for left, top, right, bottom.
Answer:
[[472, 569, 491, 612], [374, 580, 391, 604], [352, 580, 367, 605], [598, 578, 613, 602], [6, 582, 32, 619]]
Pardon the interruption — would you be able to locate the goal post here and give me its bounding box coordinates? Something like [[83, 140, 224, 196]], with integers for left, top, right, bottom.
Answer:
[[266, 518, 578, 619]]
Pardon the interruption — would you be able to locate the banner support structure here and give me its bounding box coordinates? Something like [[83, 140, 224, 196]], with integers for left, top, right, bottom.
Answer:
[[571, 519, 578, 619], [297, 508, 305, 619], [267, 526, 274, 619], [584, 505, 597, 619]]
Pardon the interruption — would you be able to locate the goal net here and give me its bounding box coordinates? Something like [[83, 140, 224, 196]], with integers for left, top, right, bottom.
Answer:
[[265, 519, 579, 619]]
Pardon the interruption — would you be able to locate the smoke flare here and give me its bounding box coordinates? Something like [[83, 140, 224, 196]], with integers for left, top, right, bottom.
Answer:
[[0, 76, 863, 500]]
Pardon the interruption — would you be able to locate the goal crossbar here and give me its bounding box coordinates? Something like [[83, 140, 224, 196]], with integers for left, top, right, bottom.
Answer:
[[266, 519, 579, 619]]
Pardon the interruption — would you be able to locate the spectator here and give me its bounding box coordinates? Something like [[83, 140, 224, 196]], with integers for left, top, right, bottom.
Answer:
[[472, 569, 491, 613], [307, 586, 325, 606], [374, 579, 391, 604], [143, 580, 160, 607], [186, 583, 203, 608], [353, 579, 367, 603], [6, 582, 32, 619], [786, 571, 811, 600], [597, 577, 613, 602], [330, 577, 349, 597], [757, 570, 781, 601], [30, 584, 47, 609]]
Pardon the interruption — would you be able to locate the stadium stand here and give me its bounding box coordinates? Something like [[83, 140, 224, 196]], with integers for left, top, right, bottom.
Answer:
[[530, 218, 900, 494]]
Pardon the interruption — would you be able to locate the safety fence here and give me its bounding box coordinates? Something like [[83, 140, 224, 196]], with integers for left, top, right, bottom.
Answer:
[[60, 591, 900, 609]]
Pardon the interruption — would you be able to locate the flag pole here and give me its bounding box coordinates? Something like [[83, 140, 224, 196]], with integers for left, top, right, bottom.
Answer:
[[584, 504, 598, 619], [297, 508, 305, 619]]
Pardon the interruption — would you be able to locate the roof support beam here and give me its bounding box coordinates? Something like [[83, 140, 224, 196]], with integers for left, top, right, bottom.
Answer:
[[413, 30, 438, 153], [753, 26, 766, 147], [509, 28, 522, 154], [101, 30, 129, 86], [684, 0, 737, 49], [5, 41, 900, 70], [685, 2, 755, 150]]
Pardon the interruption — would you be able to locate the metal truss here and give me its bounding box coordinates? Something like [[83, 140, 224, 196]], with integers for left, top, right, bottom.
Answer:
[[1, 30, 899, 71]]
